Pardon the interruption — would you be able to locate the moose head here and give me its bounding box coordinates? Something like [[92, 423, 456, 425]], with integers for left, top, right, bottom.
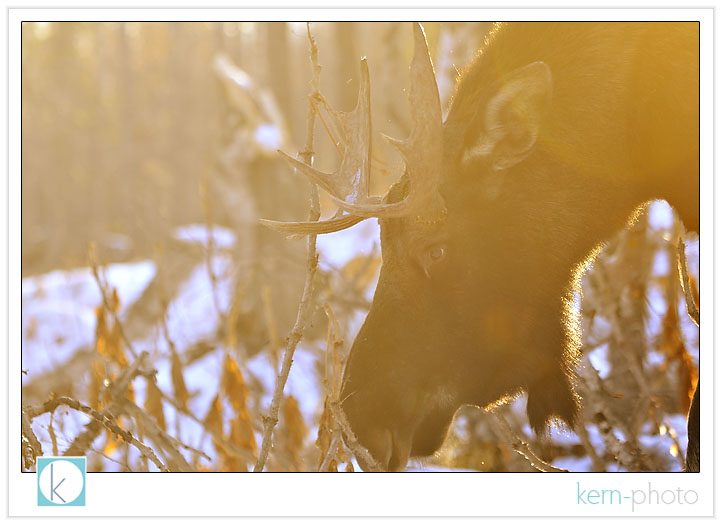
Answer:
[[263, 22, 700, 471]]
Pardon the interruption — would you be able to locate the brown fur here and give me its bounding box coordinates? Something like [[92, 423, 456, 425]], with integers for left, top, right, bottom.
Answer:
[[340, 22, 699, 471]]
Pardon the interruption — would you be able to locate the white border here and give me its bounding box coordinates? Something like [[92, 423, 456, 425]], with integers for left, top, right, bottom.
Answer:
[[7, 5, 715, 518]]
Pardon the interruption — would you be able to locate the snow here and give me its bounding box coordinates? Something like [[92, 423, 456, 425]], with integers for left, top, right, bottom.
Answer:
[[651, 250, 669, 276], [587, 344, 611, 379], [648, 200, 674, 230], [552, 455, 593, 472], [22, 220, 377, 469], [254, 124, 283, 150], [316, 219, 380, 270], [584, 424, 605, 452], [21, 215, 698, 473], [163, 257, 232, 344], [547, 424, 580, 446], [22, 260, 156, 380], [245, 345, 322, 422], [173, 224, 236, 249]]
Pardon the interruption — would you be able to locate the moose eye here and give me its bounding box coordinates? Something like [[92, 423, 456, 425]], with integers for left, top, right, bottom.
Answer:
[[419, 243, 447, 278], [428, 245, 446, 262]]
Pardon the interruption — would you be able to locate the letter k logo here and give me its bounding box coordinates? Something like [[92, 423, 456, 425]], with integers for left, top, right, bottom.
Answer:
[[37, 457, 86, 506]]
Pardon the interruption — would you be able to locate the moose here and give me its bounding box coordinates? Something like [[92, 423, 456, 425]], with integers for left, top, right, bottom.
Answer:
[[263, 22, 700, 472]]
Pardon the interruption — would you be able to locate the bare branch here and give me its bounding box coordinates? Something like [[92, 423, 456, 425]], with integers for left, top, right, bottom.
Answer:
[[578, 361, 644, 470], [154, 381, 256, 464], [21, 409, 43, 469], [329, 400, 382, 472], [88, 243, 139, 359], [26, 395, 169, 472], [318, 428, 342, 472], [574, 420, 606, 473], [121, 399, 194, 472], [254, 23, 322, 472], [491, 411, 569, 473], [55, 351, 148, 460], [677, 238, 700, 327]]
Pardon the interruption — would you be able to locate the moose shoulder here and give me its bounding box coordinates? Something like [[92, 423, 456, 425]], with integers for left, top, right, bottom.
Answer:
[[263, 22, 700, 472]]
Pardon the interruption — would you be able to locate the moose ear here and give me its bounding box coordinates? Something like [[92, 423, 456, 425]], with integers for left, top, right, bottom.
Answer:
[[463, 61, 552, 170]]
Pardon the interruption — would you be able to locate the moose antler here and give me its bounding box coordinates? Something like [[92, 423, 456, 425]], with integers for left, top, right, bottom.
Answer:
[[260, 22, 445, 235]]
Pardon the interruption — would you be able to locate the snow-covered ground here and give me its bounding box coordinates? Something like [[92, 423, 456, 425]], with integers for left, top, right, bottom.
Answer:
[[21, 202, 699, 472], [22, 260, 156, 381], [22, 221, 378, 471]]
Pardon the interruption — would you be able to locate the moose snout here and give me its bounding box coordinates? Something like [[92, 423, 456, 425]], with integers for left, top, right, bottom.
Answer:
[[340, 391, 415, 472]]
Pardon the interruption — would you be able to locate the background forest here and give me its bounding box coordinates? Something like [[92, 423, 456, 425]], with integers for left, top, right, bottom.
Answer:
[[21, 21, 699, 472]]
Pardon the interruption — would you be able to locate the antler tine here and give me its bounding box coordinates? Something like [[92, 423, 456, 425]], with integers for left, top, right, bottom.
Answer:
[[259, 214, 365, 236], [387, 23, 445, 222], [261, 23, 445, 236], [259, 59, 375, 236], [328, 22, 445, 223], [276, 58, 374, 207]]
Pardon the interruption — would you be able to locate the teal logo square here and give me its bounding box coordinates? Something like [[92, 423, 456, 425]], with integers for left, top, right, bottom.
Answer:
[[37, 456, 86, 506]]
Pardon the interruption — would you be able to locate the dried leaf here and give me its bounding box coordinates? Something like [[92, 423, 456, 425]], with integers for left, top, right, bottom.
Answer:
[[88, 358, 106, 409], [107, 319, 128, 367], [221, 354, 249, 413], [220, 408, 256, 473], [170, 349, 189, 410], [282, 395, 307, 464], [25, 316, 38, 340], [219, 354, 257, 471], [230, 411, 257, 454], [94, 306, 107, 352], [144, 378, 166, 431], [659, 298, 698, 413], [203, 394, 224, 439], [678, 349, 698, 414], [316, 396, 336, 471], [219, 450, 244, 473], [103, 429, 118, 456], [111, 287, 120, 313]]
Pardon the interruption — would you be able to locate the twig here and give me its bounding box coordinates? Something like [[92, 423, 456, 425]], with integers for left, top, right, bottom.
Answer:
[[21, 409, 43, 469], [109, 350, 149, 398], [578, 361, 642, 470], [622, 341, 686, 471], [254, 22, 322, 473], [318, 428, 342, 472], [329, 401, 383, 472], [261, 285, 281, 366], [57, 352, 149, 460], [25, 395, 169, 472], [677, 239, 700, 327], [88, 446, 133, 470], [198, 179, 225, 321], [492, 412, 569, 473], [121, 399, 194, 472], [155, 383, 256, 463], [88, 243, 139, 359], [574, 420, 606, 473], [322, 303, 343, 396]]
